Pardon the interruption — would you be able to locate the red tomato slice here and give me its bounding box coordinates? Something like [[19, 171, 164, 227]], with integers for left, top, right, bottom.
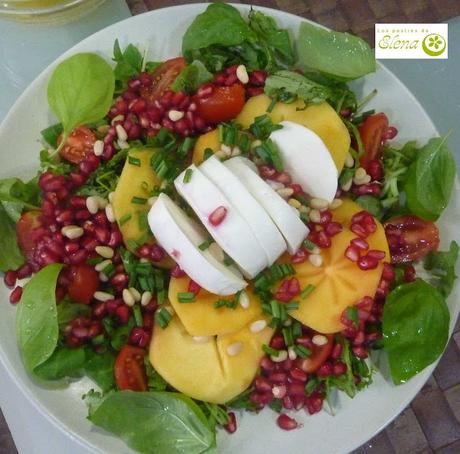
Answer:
[[67, 264, 99, 304], [115, 345, 148, 391], [384, 215, 440, 263], [359, 113, 389, 170], [140, 57, 187, 103], [196, 84, 245, 123], [295, 334, 333, 373], [58, 126, 97, 164], [16, 210, 42, 261]]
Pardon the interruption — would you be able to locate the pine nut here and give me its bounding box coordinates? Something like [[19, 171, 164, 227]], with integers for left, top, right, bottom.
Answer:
[[193, 336, 212, 343], [108, 192, 115, 203], [168, 110, 184, 122], [129, 287, 141, 302], [94, 291, 114, 302], [105, 203, 115, 223], [277, 187, 294, 198], [61, 225, 84, 239], [99, 272, 109, 283], [239, 290, 250, 309], [220, 144, 232, 155], [227, 341, 243, 356], [97, 124, 110, 135], [310, 198, 329, 210], [116, 124, 128, 142], [309, 209, 321, 223], [267, 180, 285, 191], [329, 198, 343, 210], [251, 139, 262, 149], [231, 146, 242, 156], [111, 114, 124, 125], [93, 140, 104, 156], [288, 346, 297, 360], [122, 288, 135, 307], [312, 334, 328, 346], [288, 198, 301, 208], [271, 350, 288, 363], [117, 139, 129, 150], [341, 179, 353, 191], [215, 149, 228, 160], [86, 196, 99, 214], [299, 205, 310, 214], [95, 259, 112, 272], [309, 254, 323, 267], [355, 167, 367, 179], [353, 174, 371, 185], [236, 64, 249, 84], [140, 258, 149, 263], [141, 291, 152, 307], [95, 246, 114, 259], [250, 319, 267, 333], [345, 153, 354, 168]]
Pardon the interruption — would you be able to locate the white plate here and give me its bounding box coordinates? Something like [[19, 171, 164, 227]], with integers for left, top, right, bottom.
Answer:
[[0, 4, 459, 454]]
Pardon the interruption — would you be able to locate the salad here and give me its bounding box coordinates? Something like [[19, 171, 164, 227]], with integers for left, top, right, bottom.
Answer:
[[0, 3, 458, 453]]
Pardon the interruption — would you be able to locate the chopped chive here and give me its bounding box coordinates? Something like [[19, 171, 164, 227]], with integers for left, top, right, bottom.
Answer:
[[87, 257, 104, 266], [177, 292, 196, 303], [223, 256, 234, 266], [300, 212, 310, 223], [285, 301, 299, 311], [262, 344, 279, 357], [346, 306, 360, 327], [133, 304, 143, 327], [303, 239, 316, 251], [91, 334, 106, 346], [294, 345, 311, 358], [155, 308, 172, 329], [128, 156, 141, 166], [178, 137, 195, 157], [223, 125, 236, 146], [261, 302, 272, 314], [203, 148, 214, 161], [119, 213, 132, 226], [183, 168, 193, 183], [218, 124, 225, 143], [270, 300, 281, 319], [136, 232, 151, 246], [278, 303, 288, 322], [267, 96, 277, 113], [131, 196, 147, 205], [301, 284, 315, 299], [198, 240, 213, 251], [282, 327, 294, 346], [292, 321, 302, 338], [102, 263, 115, 278], [214, 299, 236, 309], [157, 288, 166, 305], [138, 211, 148, 230], [126, 239, 139, 250]]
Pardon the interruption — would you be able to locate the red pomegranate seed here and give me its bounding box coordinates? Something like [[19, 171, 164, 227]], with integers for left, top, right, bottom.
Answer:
[[318, 210, 332, 225], [277, 414, 298, 431], [358, 255, 379, 270], [305, 395, 323, 415], [291, 247, 309, 264], [67, 249, 88, 265], [331, 343, 343, 360], [115, 305, 131, 324], [188, 280, 201, 295], [17, 264, 32, 279], [260, 356, 275, 372], [350, 223, 368, 238], [249, 70, 268, 86], [170, 264, 186, 278], [129, 327, 150, 348], [345, 244, 360, 262], [272, 384, 287, 399], [4, 270, 17, 288], [382, 263, 395, 282], [289, 367, 308, 382], [282, 395, 294, 409], [315, 231, 331, 248], [255, 376, 272, 392], [270, 335, 285, 350], [111, 273, 129, 288], [317, 363, 333, 377], [268, 371, 288, 384], [324, 222, 343, 237], [352, 346, 368, 359], [367, 159, 383, 181], [275, 172, 292, 185], [250, 391, 272, 406], [351, 237, 369, 250], [9, 286, 23, 304], [287, 382, 306, 396], [404, 265, 416, 282], [247, 87, 264, 97], [209, 206, 227, 226], [296, 336, 314, 348], [383, 126, 398, 140], [224, 412, 237, 434], [352, 183, 381, 196], [367, 249, 386, 260], [259, 165, 277, 179], [289, 184, 303, 195], [353, 331, 366, 346], [92, 302, 107, 319], [72, 326, 89, 339], [143, 313, 154, 330]]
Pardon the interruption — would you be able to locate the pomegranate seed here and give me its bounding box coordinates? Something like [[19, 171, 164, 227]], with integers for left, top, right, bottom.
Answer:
[[196, 84, 214, 98], [331, 343, 343, 360], [382, 263, 395, 282], [383, 126, 398, 140], [272, 384, 287, 399], [268, 371, 288, 384], [296, 336, 314, 348], [115, 305, 131, 324], [367, 249, 386, 260], [129, 98, 146, 114], [129, 327, 150, 348], [353, 346, 369, 359], [249, 70, 267, 86], [305, 395, 323, 415], [353, 331, 366, 346], [282, 358, 294, 371], [270, 335, 285, 350], [317, 363, 333, 377], [282, 395, 294, 409], [345, 245, 360, 262], [259, 165, 277, 179], [255, 376, 272, 392], [289, 184, 303, 195], [324, 222, 343, 237], [108, 229, 123, 248], [247, 87, 264, 97], [277, 414, 298, 431], [352, 183, 381, 196], [150, 244, 166, 262], [404, 265, 416, 282], [288, 382, 306, 396], [351, 237, 369, 250], [350, 223, 368, 238], [4, 270, 17, 288], [289, 367, 308, 382], [250, 391, 272, 406], [260, 356, 275, 372], [111, 273, 129, 288], [67, 249, 88, 265], [17, 264, 32, 279], [188, 280, 201, 295], [9, 286, 23, 304], [315, 231, 331, 248], [208, 206, 227, 226], [358, 255, 379, 270], [367, 159, 383, 181], [92, 302, 107, 319], [275, 172, 291, 185], [291, 247, 308, 264], [170, 264, 186, 278], [224, 412, 237, 434]]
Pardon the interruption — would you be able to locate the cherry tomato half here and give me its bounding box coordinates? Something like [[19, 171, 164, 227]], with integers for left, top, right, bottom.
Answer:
[[58, 126, 97, 164], [67, 264, 99, 304], [196, 84, 245, 123], [16, 210, 42, 261], [140, 57, 187, 103], [384, 215, 440, 263], [114, 345, 148, 391], [295, 334, 333, 373], [359, 113, 389, 170]]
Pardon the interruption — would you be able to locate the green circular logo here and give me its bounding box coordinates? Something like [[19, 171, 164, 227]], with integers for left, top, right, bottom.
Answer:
[[422, 33, 446, 56]]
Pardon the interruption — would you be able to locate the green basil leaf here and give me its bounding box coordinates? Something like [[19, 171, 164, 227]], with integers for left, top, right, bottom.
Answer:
[[404, 136, 456, 221], [424, 240, 459, 297], [88, 391, 216, 454], [41, 123, 63, 148], [0, 177, 40, 213], [0, 204, 25, 272], [171, 60, 213, 94], [47, 53, 115, 136], [57, 299, 91, 330], [85, 350, 116, 392], [355, 195, 383, 219], [382, 279, 450, 384], [112, 40, 144, 88], [182, 3, 252, 53], [297, 22, 375, 80], [16, 263, 63, 372], [34, 346, 86, 381]]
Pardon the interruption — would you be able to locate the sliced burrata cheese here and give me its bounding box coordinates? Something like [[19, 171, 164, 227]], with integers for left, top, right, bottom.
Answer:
[[175, 165, 267, 278], [200, 156, 286, 265], [270, 120, 338, 202], [148, 193, 246, 295], [225, 157, 308, 254]]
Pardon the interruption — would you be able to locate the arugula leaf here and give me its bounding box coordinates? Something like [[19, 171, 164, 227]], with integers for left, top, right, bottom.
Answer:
[[171, 60, 213, 94], [47, 53, 115, 137], [88, 391, 216, 454], [297, 21, 375, 80], [404, 136, 456, 221], [34, 346, 86, 381], [0, 177, 40, 217], [41, 123, 63, 148], [57, 299, 91, 330], [355, 195, 383, 219], [0, 204, 25, 272], [382, 279, 450, 384], [40, 149, 74, 175], [16, 264, 63, 373], [85, 350, 116, 392], [424, 241, 459, 297], [227, 388, 258, 411]]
